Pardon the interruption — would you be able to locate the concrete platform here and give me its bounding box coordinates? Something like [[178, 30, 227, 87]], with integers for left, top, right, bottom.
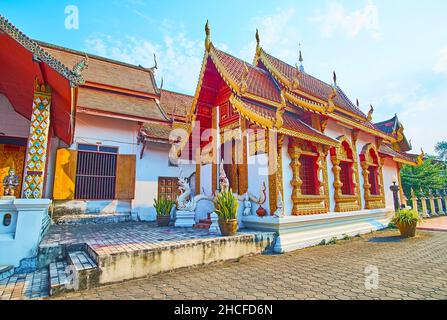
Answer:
[[38, 222, 276, 290]]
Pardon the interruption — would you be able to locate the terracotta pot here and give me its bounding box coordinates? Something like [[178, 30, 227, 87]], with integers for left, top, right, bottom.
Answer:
[[157, 215, 171, 227], [397, 221, 417, 238], [256, 206, 267, 217], [218, 219, 238, 236]]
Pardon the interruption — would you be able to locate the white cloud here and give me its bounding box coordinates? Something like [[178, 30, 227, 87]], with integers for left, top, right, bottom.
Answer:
[[239, 8, 300, 63], [310, 1, 381, 40], [434, 46, 447, 77], [84, 30, 204, 93]]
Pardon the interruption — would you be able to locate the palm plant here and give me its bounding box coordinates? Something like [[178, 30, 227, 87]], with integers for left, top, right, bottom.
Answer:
[[213, 188, 238, 220], [154, 197, 175, 216], [391, 209, 421, 226]]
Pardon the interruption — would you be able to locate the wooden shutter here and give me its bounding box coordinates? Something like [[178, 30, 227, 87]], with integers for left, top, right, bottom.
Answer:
[[53, 148, 77, 200], [115, 154, 136, 200]]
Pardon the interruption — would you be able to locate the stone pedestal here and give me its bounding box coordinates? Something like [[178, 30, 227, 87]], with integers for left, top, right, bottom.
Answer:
[[421, 198, 429, 218], [209, 212, 220, 234], [174, 210, 196, 228], [437, 198, 445, 215]]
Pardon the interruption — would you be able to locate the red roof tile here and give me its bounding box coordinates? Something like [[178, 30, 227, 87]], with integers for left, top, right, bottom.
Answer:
[[261, 51, 367, 119], [379, 143, 418, 164], [213, 48, 281, 104], [159, 89, 193, 121], [241, 99, 337, 145]]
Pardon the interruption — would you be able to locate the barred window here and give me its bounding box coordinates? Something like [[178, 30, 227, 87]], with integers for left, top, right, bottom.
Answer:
[[75, 144, 118, 200], [300, 155, 319, 195], [368, 165, 380, 195], [340, 161, 354, 195]]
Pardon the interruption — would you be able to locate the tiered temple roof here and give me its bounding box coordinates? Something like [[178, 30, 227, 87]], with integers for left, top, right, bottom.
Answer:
[[188, 23, 421, 165]]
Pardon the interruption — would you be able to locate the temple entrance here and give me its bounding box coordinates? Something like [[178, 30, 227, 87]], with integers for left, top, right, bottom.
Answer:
[[220, 138, 240, 193], [0, 137, 27, 197]]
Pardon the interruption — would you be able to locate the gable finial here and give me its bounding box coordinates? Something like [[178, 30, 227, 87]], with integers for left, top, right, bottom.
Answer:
[[255, 29, 261, 57], [333, 71, 337, 86], [367, 104, 374, 121], [298, 43, 304, 72], [205, 20, 211, 52], [356, 98, 360, 108]]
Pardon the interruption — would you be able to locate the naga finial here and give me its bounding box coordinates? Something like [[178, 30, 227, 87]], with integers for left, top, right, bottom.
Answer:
[[333, 71, 337, 86], [275, 91, 287, 128], [255, 29, 261, 57], [367, 104, 374, 121], [205, 20, 211, 52], [326, 86, 337, 113], [292, 64, 300, 90], [417, 148, 425, 165]]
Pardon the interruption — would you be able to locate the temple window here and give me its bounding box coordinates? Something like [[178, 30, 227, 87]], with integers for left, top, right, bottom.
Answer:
[[359, 143, 386, 209], [299, 154, 319, 195], [75, 144, 118, 200], [330, 137, 361, 212]]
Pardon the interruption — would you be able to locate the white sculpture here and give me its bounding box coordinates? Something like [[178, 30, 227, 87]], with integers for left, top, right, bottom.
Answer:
[[176, 170, 214, 212], [238, 182, 267, 216], [218, 160, 229, 191]]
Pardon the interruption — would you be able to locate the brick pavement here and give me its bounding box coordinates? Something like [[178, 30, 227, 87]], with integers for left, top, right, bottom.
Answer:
[[51, 229, 447, 300], [418, 216, 447, 232]]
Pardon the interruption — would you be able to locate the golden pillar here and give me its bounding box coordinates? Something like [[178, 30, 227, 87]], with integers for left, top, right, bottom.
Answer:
[[288, 139, 302, 216], [22, 79, 52, 199], [267, 129, 278, 215], [238, 118, 248, 195]]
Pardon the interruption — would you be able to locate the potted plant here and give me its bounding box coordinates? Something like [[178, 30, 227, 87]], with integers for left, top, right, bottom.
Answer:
[[213, 188, 239, 236], [391, 209, 421, 238], [154, 197, 175, 227]]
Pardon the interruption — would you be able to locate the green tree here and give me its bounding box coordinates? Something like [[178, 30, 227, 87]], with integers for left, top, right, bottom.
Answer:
[[435, 141, 447, 161], [401, 155, 447, 197]]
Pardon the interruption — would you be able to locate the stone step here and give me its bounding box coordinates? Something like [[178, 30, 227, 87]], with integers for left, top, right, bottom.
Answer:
[[0, 265, 14, 281], [67, 251, 100, 291], [49, 261, 71, 296], [55, 213, 132, 225]]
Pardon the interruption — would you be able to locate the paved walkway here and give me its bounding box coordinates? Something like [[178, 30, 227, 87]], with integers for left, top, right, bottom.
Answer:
[[51, 229, 447, 300], [418, 216, 447, 232]]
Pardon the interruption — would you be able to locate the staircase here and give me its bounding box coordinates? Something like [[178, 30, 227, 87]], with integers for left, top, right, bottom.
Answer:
[[55, 213, 132, 225], [193, 213, 212, 229]]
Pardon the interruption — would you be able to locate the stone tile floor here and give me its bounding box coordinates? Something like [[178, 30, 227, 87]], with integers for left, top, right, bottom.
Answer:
[[40, 222, 260, 256], [418, 216, 447, 232], [50, 229, 447, 300], [0, 269, 49, 300]]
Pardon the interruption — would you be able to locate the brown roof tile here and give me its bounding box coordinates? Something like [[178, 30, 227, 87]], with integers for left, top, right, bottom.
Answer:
[[77, 87, 168, 121], [39, 42, 158, 95], [159, 89, 193, 121]]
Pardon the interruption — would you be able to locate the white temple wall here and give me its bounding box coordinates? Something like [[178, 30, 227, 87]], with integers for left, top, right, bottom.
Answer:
[[382, 157, 399, 210], [64, 113, 195, 221], [0, 94, 30, 138]]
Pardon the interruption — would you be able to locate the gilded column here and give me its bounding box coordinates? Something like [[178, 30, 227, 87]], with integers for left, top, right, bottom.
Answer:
[[277, 134, 284, 201], [331, 153, 342, 208], [22, 79, 52, 199], [238, 118, 248, 195], [195, 148, 201, 196], [288, 139, 302, 216], [267, 129, 278, 215], [361, 163, 371, 209], [318, 146, 329, 210], [211, 107, 218, 194]]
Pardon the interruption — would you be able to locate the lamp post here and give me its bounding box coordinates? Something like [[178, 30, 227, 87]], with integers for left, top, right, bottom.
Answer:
[[390, 177, 400, 213]]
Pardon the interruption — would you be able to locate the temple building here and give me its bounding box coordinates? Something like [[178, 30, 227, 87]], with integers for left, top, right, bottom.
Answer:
[[1, 14, 424, 268], [178, 22, 423, 251]]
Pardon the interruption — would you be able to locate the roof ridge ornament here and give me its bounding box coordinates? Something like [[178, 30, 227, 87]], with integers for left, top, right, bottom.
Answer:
[[255, 29, 261, 57], [240, 63, 249, 94], [356, 98, 360, 108], [333, 71, 337, 87], [292, 64, 300, 90], [367, 104, 374, 121], [326, 85, 337, 113], [205, 20, 211, 52], [298, 43, 304, 73], [72, 53, 89, 84], [417, 148, 425, 166], [274, 91, 287, 128]]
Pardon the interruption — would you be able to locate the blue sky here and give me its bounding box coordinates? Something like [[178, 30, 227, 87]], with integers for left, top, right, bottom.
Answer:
[[1, 0, 446, 154]]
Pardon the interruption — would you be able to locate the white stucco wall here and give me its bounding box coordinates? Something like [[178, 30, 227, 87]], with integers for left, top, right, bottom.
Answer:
[[65, 113, 195, 221], [382, 157, 399, 210], [0, 94, 30, 138]]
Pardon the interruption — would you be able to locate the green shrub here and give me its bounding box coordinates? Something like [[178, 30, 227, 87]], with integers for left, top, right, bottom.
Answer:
[[213, 188, 238, 220], [391, 209, 421, 226], [154, 197, 175, 216]]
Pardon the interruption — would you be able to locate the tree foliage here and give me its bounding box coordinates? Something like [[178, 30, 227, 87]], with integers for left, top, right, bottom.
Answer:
[[435, 141, 447, 162]]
